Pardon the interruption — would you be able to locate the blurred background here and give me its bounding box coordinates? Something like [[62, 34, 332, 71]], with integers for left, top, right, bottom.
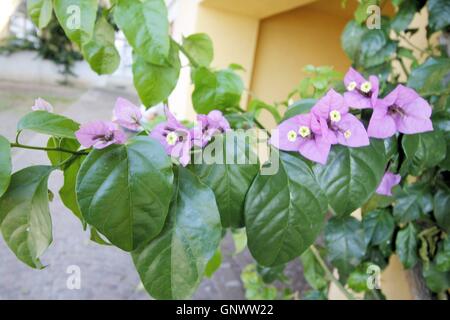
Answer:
[[0, 0, 441, 299]]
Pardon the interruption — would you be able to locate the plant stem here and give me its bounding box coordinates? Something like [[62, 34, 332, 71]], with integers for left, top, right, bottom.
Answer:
[[175, 41, 199, 68], [398, 34, 427, 55], [10, 142, 89, 155], [310, 245, 356, 300], [236, 107, 272, 137], [397, 58, 409, 79]]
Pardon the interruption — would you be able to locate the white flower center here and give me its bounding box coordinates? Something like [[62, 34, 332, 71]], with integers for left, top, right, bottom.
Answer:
[[360, 81, 372, 93], [298, 126, 311, 138], [344, 130, 352, 139], [347, 81, 357, 91], [166, 132, 178, 145], [329, 110, 341, 122], [287, 130, 297, 142]]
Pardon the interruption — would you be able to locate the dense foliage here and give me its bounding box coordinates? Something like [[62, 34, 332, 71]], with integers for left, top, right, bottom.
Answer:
[[0, 0, 449, 300]]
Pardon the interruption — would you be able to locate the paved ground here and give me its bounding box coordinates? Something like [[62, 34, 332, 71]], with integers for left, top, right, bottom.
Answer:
[[0, 81, 307, 299]]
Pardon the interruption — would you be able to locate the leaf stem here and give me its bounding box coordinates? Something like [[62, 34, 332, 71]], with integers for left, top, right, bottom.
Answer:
[[175, 41, 200, 68], [10, 142, 89, 155], [310, 245, 356, 300]]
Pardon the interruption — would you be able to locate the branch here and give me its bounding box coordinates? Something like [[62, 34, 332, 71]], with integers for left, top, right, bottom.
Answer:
[[10, 142, 89, 155]]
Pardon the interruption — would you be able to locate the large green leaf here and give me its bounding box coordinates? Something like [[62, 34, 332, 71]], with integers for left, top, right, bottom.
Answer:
[[0, 135, 12, 197], [76, 137, 174, 251], [434, 186, 450, 232], [393, 183, 433, 223], [132, 41, 180, 107], [407, 58, 450, 96], [47, 137, 80, 166], [82, 16, 120, 75], [245, 151, 328, 267], [395, 223, 418, 269], [423, 262, 450, 293], [191, 133, 259, 228], [18, 111, 80, 139], [341, 20, 366, 62], [114, 0, 170, 65], [325, 216, 366, 276], [401, 131, 447, 176], [435, 237, 450, 272], [428, 0, 450, 32], [27, 0, 53, 29], [132, 167, 221, 299], [314, 140, 387, 217], [362, 209, 395, 246], [192, 67, 244, 114], [61, 156, 85, 226], [53, 0, 97, 47], [182, 33, 214, 67], [391, 0, 421, 32], [0, 166, 53, 268]]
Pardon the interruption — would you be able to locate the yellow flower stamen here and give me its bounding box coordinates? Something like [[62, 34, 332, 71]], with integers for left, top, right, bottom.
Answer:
[[329, 110, 341, 122], [298, 126, 311, 138], [360, 81, 372, 93], [344, 130, 352, 139], [166, 132, 178, 145], [287, 130, 297, 142], [347, 81, 357, 91]]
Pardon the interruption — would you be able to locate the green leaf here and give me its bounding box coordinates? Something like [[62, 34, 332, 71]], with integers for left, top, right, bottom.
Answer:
[[428, 0, 450, 32], [435, 237, 450, 272], [282, 99, 317, 121], [46, 137, 80, 166], [401, 131, 447, 176], [325, 216, 366, 276], [182, 33, 214, 67], [18, 111, 80, 139], [53, 0, 97, 47], [0, 135, 12, 197], [391, 0, 420, 32], [205, 249, 222, 278], [347, 263, 371, 292], [82, 16, 120, 75], [314, 140, 387, 217], [354, 0, 378, 24], [0, 166, 53, 268], [90, 227, 112, 246], [434, 186, 450, 232], [245, 151, 328, 267], [300, 248, 328, 290], [341, 20, 366, 62], [248, 99, 281, 123], [192, 67, 244, 114], [393, 183, 433, 223], [114, 0, 170, 65], [407, 58, 450, 96], [132, 167, 222, 300], [76, 137, 174, 251], [362, 209, 395, 246], [132, 41, 180, 107], [395, 223, 418, 269], [423, 261, 450, 293], [61, 156, 85, 226], [27, 0, 53, 29], [191, 132, 259, 228], [231, 228, 247, 254]]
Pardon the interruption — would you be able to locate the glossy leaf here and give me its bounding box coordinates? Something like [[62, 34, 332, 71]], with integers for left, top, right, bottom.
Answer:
[[423, 262, 450, 293], [27, 0, 53, 29], [325, 216, 366, 276], [47, 137, 80, 166], [401, 131, 447, 176], [362, 209, 395, 246], [282, 99, 317, 121], [53, 0, 97, 47], [132, 41, 180, 107], [245, 151, 328, 267], [18, 111, 80, 139], [435, 237, 450, 272], [132, 167, 221, 299], [407, 58, 450, 96], [0, 135, 12, 197], [395, 223, 418, 269], [434, 186, 450, 232], [182, 33, 214, 67], [314, 140, 387, 217], [82, 16, 120, 75], [393, 183, 433, 224], [0, 166, 53, 268], [341, 20, 366, 62], [114, 0, 170, 65], [427, 0, 450, 32], [391, 0, 420, 32], [76, 137, 174, 251], [191, 133, 259, 228], [61, 156, 85, 226], [192, 67, 244, 114]]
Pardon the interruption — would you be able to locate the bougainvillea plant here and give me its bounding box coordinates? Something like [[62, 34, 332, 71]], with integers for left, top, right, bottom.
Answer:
[[0, 0, 449, 300]]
